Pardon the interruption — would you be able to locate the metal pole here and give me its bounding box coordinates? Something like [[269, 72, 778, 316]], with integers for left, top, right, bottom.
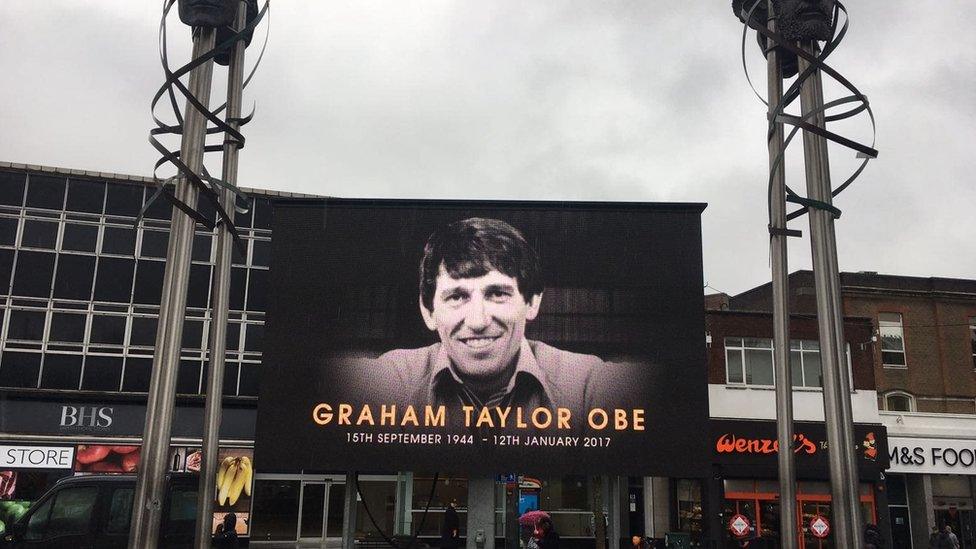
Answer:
[[130, 25, 216, 548], [767, 4, 798, 547], [797, 40, 862, 548], [194, 3, 246, 547]]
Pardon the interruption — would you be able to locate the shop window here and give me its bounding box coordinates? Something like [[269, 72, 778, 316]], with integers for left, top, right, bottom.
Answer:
[[970, 317, 976, 369], [884, 391, 915, 412], [21, 220, 58, 249], [105, 184, 144, 218], [65, 179, 105, 214], [93, 257, 135, 303], [102, 226, 137, 256], [90, 315, 126, 345], [122, 357, 153, 392], [54, 254, 96, 300], [62, 223, 99, 252], [0, 217, 18, 246], [50, 312, 87, 342], [355, 480, 397, 539], [140, 230, 169, 258], [0, 171, 27, 206], [675, 479, 703, 541], [133, 260, 165, 305], [250, 480, 301, 541], [40, 354, 83, 390], [13, 250, 55, 297], [81, 355, 123, 391], [879, 312, 906, 367], [6, 309, 47, 341], [25, 175, 66, 210]]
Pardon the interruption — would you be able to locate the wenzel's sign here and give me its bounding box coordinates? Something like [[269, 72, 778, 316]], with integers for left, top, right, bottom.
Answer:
[[888, 436, 976, 475], [715, 432, 818, 455]]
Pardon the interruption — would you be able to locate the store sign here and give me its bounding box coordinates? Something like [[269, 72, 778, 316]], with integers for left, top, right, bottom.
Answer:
[[887, 436, 976, 475], [809, 515, 830, 538], [710, 420, 889, 477], [729, 514, 751, 538], [256, 200, 710, 476], [0, 445, 74, 469]]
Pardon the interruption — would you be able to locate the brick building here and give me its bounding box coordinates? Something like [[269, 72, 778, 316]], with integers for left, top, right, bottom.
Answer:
[[731, 271, 976, 548]]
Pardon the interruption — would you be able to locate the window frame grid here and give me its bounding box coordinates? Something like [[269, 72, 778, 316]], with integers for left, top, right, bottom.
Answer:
[[878, 312, 907, 369]]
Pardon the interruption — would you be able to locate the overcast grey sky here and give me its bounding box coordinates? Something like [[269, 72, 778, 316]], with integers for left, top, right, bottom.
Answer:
[[1, 1, 974, 295]]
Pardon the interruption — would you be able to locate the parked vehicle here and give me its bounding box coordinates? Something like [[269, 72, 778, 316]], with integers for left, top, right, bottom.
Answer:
[[0, 473, 199, 548]]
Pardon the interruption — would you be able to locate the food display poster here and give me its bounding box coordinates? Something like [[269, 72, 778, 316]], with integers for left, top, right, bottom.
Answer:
[[173, 446, 253, 536]]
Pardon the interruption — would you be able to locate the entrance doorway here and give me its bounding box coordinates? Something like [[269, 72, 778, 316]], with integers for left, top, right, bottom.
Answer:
[[298, 481, 346, 548], [935, 509, 976, 549]]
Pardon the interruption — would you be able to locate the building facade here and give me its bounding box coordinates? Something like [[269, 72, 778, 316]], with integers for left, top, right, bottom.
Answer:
[[732, 271, 976, 548]]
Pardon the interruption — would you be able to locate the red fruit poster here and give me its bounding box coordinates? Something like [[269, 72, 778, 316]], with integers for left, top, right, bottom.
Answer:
[[74, 445, 141, 473]]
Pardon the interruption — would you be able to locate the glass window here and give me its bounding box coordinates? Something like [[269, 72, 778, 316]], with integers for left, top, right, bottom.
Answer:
[[250, 480, 300, 541], [253, 198, 272, 229], [238, 363, 259, 396], [225, 321, 242, 351], [247, 268, 267, 311], [232, 238, 247, 266], [0, 352, 41, 388], [130, 317, 159, 347], [0, 171, 27, 206], [105, 184, 144, 217], [21, 220, 58, 249], [0, 249, 13, 293], [182, 320, 204, 350], [192, 233, 212, 262], [122, 357, 153, 392], [222, 362, 240, 396], [879, 313, 906, 367], [90, 315, 126, 345], [244, 323, 263, 352], [6, 309, 47, 341], [133, 260, 165, 305], [230, 268, 246, 310], [40, 354, 83, 390], [26, 175, 66, 210], [24, 496, 54, 540], [102, 227, 136, 256], [726, 344, 744, 384], [177, 360, 201, 394], [13, 250, 55, 297], [142, 190, 172, 220], [187, 264, 211, 308], [676, 479, 703, 539], [105, 487, 134, 534], [886, 474, 907, 506], [51, 312, 87, 342], [54, 254, 96, 300], [252, 239, 271, 267], [65, 179, 105, 213], [885, 392, 914, 412], [81, 355, 123, 391], [62, 223, 99, 252], [744, 347, 774, 385], [140, 230, 169, 258], [0, 217, 18, 246], [93, 257, 135, 302], [46, 486, 98, 538]]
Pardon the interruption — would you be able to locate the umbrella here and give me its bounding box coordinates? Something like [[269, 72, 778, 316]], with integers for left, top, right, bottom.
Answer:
[[518, 510, 551, 526]]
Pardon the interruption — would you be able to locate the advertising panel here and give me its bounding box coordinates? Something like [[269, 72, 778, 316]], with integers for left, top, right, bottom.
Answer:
[[256, 199, 709, 476], [171, 447, 254, 535]]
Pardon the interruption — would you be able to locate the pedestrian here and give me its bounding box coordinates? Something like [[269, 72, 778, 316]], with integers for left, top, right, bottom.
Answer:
[[535, 516, 560, 549], [945, 525, 960, 549], [214, 513, 239, 549], [441, 499, 461, 549], [864, 522, 884, 548]]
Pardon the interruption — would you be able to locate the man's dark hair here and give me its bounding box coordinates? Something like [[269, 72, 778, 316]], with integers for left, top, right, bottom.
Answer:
[[420, 217, 542, 311]]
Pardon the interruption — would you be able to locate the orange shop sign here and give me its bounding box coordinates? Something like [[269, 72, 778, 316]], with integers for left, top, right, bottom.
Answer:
[[715, 433, 818, 455]]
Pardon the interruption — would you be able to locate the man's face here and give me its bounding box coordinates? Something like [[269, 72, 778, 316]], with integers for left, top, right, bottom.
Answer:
[[178, 0, 238, 28], [421, 266, 541, 382]]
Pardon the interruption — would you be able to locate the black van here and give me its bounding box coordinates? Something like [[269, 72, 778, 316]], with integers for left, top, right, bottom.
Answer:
[[1, 473, 199, 548]]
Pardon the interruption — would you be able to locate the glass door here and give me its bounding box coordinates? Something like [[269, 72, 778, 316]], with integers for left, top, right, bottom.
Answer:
[[298, 481, 346, 548]]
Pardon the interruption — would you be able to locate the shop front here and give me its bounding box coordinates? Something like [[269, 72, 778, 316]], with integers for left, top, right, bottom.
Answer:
[[708, 419, 890, 548]]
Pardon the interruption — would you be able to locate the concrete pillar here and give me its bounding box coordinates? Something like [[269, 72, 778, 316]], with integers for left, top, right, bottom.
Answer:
[[343, 472, 359, 549], [467, 477, 496, 549]]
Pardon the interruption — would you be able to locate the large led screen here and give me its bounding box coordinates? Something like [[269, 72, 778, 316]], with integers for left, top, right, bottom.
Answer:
[[256, 199, 709, 476]]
